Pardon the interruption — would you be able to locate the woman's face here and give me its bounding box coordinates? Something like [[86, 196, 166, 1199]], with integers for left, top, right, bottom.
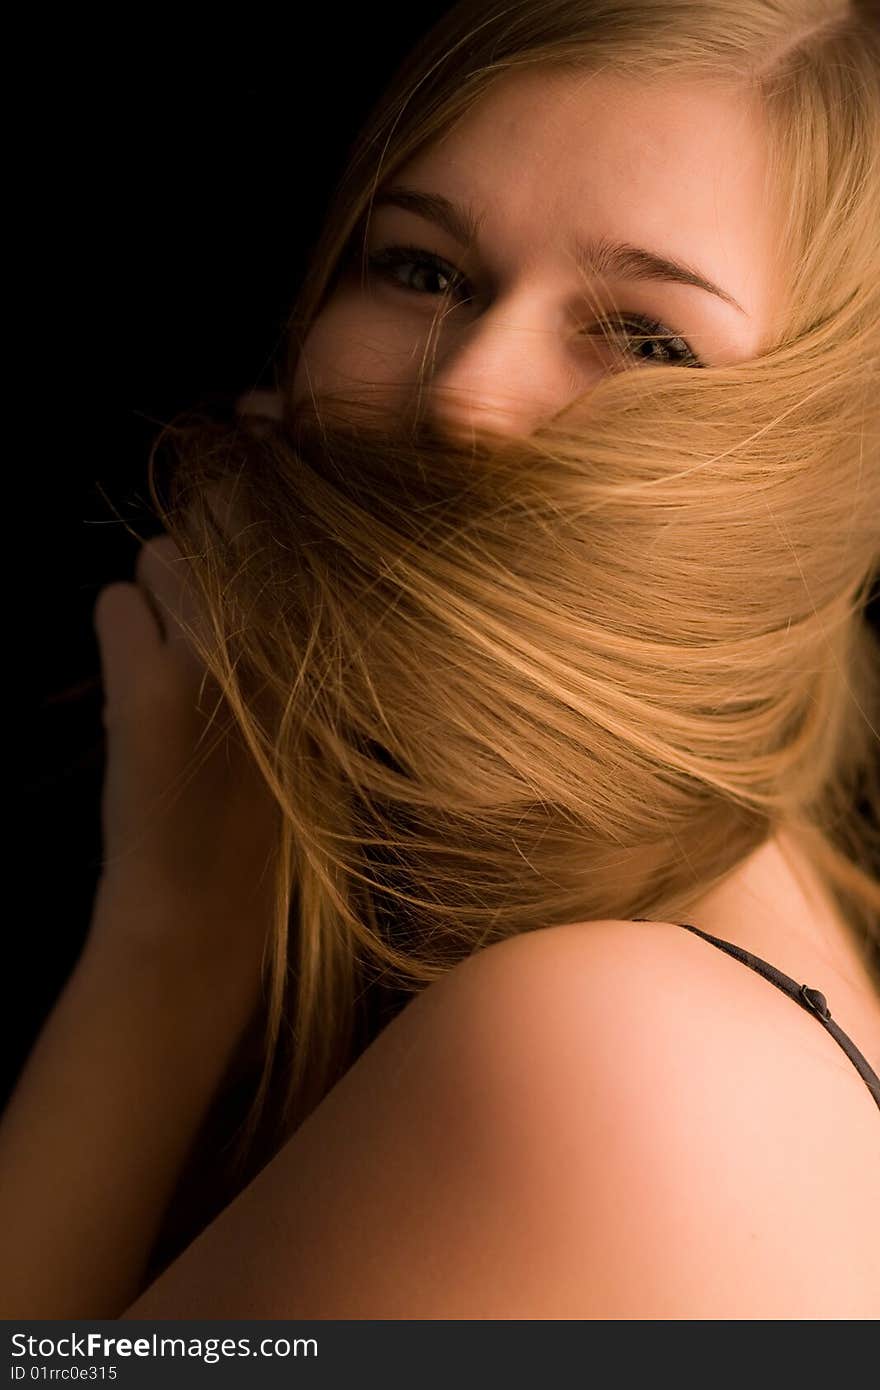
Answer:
[[291, 67, 780, 441]]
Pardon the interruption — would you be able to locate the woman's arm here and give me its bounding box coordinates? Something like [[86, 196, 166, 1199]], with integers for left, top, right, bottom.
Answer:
[[0, 921, 259, 1319], [4, 503, 280, 1316], [0, 526, 280, 1316]]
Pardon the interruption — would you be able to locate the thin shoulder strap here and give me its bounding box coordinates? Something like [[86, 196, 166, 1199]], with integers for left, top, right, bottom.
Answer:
[[631, 918, 880, 1110]]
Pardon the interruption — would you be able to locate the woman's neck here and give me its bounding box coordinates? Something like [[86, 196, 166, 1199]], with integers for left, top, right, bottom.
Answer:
[[681, 826, 877, 1004]]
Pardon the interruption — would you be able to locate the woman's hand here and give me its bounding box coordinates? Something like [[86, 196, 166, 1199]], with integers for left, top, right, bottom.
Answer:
[[88, 533, 281, 1003], [235, 388, 283, 426]]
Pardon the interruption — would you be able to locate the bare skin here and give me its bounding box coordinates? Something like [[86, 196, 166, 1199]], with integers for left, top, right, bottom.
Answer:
[[681, 828, 880, 1080]]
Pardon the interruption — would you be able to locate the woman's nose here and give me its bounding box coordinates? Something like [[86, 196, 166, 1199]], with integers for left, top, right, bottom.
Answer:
[[422, 299, 600, 441]]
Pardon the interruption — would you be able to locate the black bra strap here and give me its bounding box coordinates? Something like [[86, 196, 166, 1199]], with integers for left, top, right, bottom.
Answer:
[[631, 918, 880, 1110]]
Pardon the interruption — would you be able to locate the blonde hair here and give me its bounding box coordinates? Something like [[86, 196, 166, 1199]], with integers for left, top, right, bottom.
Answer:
[[140, 0, 879, 1218]]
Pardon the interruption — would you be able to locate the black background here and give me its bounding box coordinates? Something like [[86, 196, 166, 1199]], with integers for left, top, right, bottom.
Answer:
[[13, 17, 879, 1104], [13, 16, 451, 1102]]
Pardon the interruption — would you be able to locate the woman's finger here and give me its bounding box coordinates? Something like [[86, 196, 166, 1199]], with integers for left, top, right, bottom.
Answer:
[[235, 388, 283, 421], [93, 581, 165, 721], [135, 536, 209, 686]]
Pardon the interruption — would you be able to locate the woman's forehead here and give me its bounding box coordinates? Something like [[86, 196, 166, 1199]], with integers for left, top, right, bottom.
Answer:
[[395, 68, 768, 233], [384, 68, 778, 339]]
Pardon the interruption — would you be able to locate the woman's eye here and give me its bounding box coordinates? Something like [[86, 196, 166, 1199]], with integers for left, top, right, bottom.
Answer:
[[367, 244, 471, 302], [584, 315, 702, 368], [366, 244, 702, 367]]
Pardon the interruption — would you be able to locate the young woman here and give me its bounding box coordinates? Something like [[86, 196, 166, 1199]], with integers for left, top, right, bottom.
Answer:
[[3, 0, 879, 1319]]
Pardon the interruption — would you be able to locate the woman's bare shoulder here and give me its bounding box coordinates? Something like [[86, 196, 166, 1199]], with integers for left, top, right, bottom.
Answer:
[[479, 914, 880, 1149], [125, 916, 880, 1319], [449, 917, 880, 1316]]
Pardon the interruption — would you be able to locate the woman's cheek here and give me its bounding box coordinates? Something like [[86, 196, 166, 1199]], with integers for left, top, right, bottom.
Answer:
[[291, 289, 419, 411]]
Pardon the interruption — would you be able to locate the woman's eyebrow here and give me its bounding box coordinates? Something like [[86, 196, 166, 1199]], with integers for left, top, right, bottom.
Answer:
[[372, 185, 748, 316]]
